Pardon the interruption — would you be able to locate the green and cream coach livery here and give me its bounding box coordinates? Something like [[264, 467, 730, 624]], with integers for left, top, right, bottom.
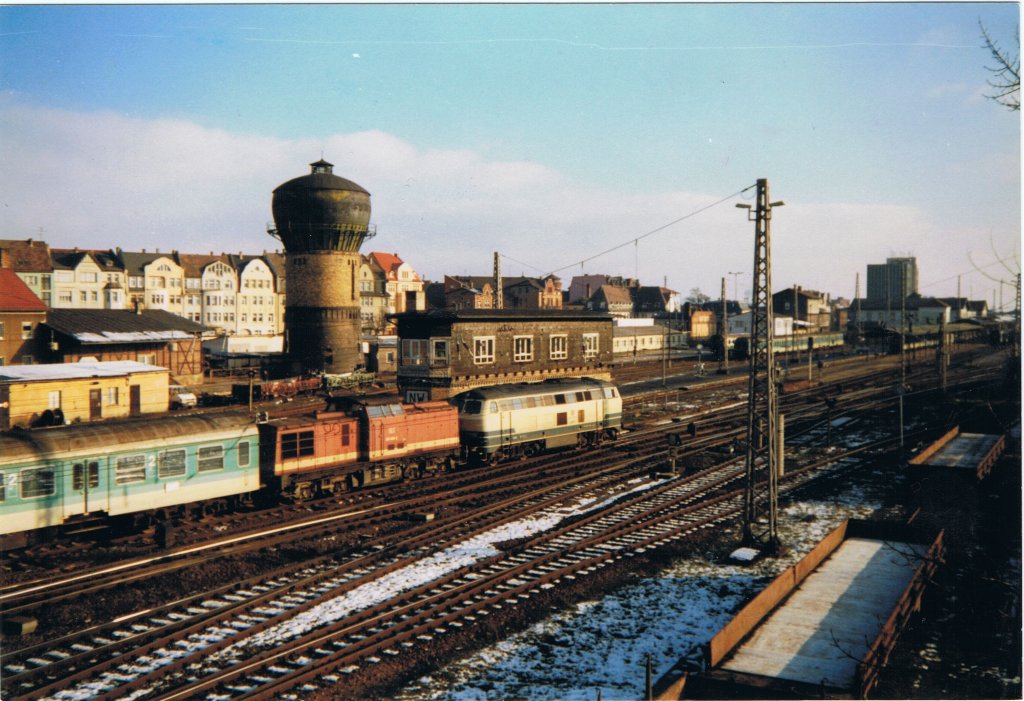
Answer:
[[452, 378, 622, 464], [0, 414, 260, 548]]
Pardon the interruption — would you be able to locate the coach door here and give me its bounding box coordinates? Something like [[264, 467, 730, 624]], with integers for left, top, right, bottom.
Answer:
[[64, 458, 107, 518]]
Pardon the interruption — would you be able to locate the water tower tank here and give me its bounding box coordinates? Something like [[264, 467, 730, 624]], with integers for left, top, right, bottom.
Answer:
[[270, 160, 375, 373]]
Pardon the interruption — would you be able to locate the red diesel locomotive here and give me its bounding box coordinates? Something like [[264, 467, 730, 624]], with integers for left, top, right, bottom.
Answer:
[[258, 396, 459, 500]]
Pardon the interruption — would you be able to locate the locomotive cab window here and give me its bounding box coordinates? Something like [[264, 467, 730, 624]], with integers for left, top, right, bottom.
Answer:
[[281, 431, 315, 459], [459, 399, 483, 415]]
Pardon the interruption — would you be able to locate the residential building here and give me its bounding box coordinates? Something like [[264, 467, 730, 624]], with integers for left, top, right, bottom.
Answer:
[[588, 284, 635, 318], [117, 249, 186, 317], [391, 309, 613, 401], [444, 274, 563, 311], [368, 251, 426, 315], [49, 248, 124, 310], [0, 238, 54, 306], [0, 268, 47, 366], [772, 286, 834, 332]]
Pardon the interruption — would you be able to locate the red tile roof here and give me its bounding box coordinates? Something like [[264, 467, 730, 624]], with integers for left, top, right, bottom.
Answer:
[[369, 251, 403, 279], [0, 269, 47, 312]]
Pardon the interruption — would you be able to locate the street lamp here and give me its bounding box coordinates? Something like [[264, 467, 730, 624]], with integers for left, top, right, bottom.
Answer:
[[728, 271, 746, 303]]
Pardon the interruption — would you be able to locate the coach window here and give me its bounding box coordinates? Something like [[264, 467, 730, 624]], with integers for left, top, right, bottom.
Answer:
[[549, 334, 568, 360], [556, 412, 568, 426], [237, 440, 251, 467], [513, 336, 533, 362], [198, 445, 225, 472], [114, 455, 147, 485], [21, 467, 56, 498], [158, 449, 187, 479], [473, 336, 495, 365]]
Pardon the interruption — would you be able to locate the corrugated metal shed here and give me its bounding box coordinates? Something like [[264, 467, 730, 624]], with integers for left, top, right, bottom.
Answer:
[[45, 309, 211, 344], [0, 360, 167, 383]]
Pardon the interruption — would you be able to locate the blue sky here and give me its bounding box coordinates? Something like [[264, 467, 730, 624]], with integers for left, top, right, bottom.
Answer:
[[1, 3, 1019, 305]]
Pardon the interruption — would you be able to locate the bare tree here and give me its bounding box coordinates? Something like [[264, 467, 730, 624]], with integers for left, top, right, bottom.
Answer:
[[980, 20, 1020, 111], [686, 287, 711, 304]]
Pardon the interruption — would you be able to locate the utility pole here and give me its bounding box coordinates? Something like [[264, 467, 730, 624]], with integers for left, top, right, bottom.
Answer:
[[937, 316, 948, 393], [493, 251, 503, 309], [720, 276, 729, 374], [737, 179, 783, 550]]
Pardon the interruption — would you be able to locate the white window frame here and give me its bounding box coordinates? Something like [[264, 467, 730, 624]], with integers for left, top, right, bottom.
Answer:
[[583, 333, 600, 359], [549, 334, 568, 360], [402, 338, 428, 366], [513, 335, 533, 362], [473, 336, 495, 365]]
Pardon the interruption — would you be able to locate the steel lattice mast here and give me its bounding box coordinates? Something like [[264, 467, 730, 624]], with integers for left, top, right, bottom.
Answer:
[[740, 178, 782, 549]]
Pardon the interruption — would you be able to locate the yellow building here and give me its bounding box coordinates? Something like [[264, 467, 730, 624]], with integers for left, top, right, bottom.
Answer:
[[0, 361, 170, 430]]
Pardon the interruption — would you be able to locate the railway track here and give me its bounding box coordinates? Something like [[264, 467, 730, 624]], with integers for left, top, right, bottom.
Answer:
[[1, 347, 1009, 699]]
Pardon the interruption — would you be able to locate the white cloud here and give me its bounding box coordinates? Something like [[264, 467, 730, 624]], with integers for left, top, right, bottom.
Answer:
[[0, 97, 1003, 299]]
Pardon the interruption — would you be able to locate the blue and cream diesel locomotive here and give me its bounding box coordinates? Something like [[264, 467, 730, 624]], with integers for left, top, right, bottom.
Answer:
[[452, 377, 623, 463]]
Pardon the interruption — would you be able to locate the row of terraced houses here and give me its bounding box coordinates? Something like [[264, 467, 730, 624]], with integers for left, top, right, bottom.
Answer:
[[0, 239, 427, 339]]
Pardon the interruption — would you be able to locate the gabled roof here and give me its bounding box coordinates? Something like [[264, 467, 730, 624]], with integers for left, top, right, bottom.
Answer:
[[0, 268, 47, 312], [50, 248, 115, 272], [0, 239, 53, 272], [633, 286, 674, 311], [177, 253, 232, 278], [117, 250, 180, 275], [45, 308, 211, 344], [369, 251, 403, 275], [594, 284, 635, 306]]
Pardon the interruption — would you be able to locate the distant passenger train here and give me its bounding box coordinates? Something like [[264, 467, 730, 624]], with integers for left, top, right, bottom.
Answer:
[[0, 378, 622, 548], [731, 332, 845, 361]]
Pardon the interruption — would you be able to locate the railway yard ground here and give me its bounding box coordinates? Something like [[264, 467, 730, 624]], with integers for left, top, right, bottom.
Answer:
[[0, 345, 1019, 700]]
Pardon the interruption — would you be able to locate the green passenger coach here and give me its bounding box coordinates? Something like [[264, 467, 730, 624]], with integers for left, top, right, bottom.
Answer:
[[0, 413, 260, 548]]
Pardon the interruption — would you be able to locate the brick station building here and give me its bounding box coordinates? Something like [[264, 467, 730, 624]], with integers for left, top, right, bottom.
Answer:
[[390, 309, 613, 401]]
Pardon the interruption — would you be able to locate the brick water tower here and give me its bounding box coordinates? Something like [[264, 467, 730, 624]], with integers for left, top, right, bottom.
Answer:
[[269, 159, 375, 373]]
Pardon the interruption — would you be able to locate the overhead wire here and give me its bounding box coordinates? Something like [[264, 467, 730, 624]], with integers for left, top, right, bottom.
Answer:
[[498, 183, 756, 279]]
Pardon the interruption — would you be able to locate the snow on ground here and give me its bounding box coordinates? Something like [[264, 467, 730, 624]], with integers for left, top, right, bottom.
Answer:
[[49, 477, 663, 700], [396, 471, 888, 701]]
